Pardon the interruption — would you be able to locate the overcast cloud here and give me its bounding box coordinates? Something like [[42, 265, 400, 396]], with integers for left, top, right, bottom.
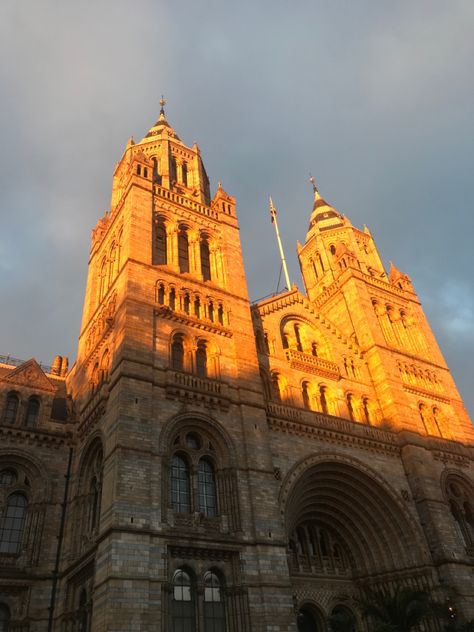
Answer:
[[1, 0, 473, 418]]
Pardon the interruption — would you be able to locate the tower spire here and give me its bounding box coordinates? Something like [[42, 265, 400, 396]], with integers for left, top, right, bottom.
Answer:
[[309, 174, 322, 202], [159, 95, 167, 120]]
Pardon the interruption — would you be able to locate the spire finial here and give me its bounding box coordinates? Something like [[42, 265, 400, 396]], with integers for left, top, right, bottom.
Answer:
[[159, 95, 166, 116], [309, 174, 321, 201]]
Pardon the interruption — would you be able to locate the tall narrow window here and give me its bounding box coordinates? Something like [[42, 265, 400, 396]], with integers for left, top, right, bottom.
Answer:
[[272, 374, 282, 402], [320, 386, 328, 415], [196, 342, 208, 378], [294, 325, 303, 352], [178, 230, 190, 273], [108, 243, 116, 286], [311, 342, 318, 357], [169, 288, 176, 311], [172, 569, 195, 632], [155, 223, 167, 265], [362, 397, 371, 424], [171, 336, 185, 371], [282, 333, 289, 349], [183, 294, 190, 314], [347, 394, 355, 421], [0, 493, 28, 554], [24, 397, 40, 427], [182, 163, 188, 186], [79, 590, 89, 632], [89, 476, 100, 533], [208, 302, 214, 322], [170, 157, 177, 183], [0, 604, 10, 632], [194, 297, 201, 318], [217, 305, 224, 326], [170, 456, 191, 513], [3, 393, 19, 425], [198, 460, 217, 517], [302, 382, 311, 410], [201, 237, 211, 281], [203, 571, 226, 632], [157, 283, 165, 305], [99, 257, 107, 301]]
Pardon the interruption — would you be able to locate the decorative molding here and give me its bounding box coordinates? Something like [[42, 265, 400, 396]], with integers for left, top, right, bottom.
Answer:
[[285, 349, 340, 380], [165, 370, 230, 411], [2, 359, 56, 393], [155, 306, 233, 337]]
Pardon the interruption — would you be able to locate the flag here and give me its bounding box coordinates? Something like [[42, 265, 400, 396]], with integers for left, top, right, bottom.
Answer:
[[269, 197, 277, 224]]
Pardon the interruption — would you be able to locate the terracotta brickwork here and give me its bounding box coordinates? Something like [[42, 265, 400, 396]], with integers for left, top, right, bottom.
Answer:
[[1, 110, 474, 631]]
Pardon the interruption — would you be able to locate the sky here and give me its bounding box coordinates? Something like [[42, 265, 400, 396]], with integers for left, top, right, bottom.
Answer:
[[0, 1, 473, 419]]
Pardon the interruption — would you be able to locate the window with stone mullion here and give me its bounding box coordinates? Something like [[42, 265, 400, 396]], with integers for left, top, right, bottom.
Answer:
[[198, 460, 217, 517], [0, 493, 28, 554], [171, 456, 191, 513]]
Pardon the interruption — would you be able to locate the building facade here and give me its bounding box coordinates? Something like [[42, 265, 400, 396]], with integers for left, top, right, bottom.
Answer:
[[1, 108, 474, 632]]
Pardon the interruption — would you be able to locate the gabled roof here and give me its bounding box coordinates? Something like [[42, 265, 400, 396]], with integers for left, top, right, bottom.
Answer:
[[2, 358, 56, 393]]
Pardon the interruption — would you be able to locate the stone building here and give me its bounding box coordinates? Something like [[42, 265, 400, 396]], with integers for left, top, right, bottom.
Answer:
[[1, 105, 474, 632]]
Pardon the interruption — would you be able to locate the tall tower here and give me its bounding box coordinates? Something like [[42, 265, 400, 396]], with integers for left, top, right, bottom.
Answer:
[[64, 105, 294, 631], [297, 184, 473, 441]]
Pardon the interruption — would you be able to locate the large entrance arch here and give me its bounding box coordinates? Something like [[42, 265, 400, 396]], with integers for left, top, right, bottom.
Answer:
[[282, 456, 431, 629]]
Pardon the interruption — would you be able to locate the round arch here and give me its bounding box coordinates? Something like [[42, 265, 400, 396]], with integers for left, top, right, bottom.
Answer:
[[280, 453, 429, 575], [159, 412, 237, 468]]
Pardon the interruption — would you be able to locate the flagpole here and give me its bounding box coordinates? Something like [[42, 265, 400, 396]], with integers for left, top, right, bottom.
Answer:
[[269, 196, 292, 291]]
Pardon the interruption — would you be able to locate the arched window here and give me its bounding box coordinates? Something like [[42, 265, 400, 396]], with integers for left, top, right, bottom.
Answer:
[[271, 374, 282, 402], [194, 297, 201, 318], [137, 164, 141, 176], [170, 157, 177, 183], [171, 335, 185, 372], [170, 456, 191, 513], [208, 301, 214, 322], [294, 324, 303, 352], [178, 229, 190, 273], [88, 449, 103, 534], [203, 571, 226, 631], [201, 237, 211, 281], [362, 397, 371, 424], [169, 288, 176, 310], [172, 569, 195, 632], [347, 394, 355, 422], [108, 243, 116, 286], [196, 342, 208, 378], [99, 257, 107, 301], [155, 223, 167, 265], [157, 283, 165, 305], [24, 397, 40, 427], [302, 382, 312, 410], [198, 460, 217, 517], [311, 342, 318, 357], [282, 333, 289, 350], [182, 163, 188, 187], [297, 607, 321, 632], [218, 304, 224, 326], [3, 393, 19, 425], [0, 604, 10, 632], [319, 386, 328, 415], [329, 605, 356, 632], [0, 493, 28, 554], [183, 293, 190, 315], [447, 478, 474, 550]]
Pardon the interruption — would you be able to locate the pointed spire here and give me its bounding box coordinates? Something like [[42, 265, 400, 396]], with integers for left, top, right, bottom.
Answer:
[[309, 174, 322, 203], [159, 95, 167, 121]]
